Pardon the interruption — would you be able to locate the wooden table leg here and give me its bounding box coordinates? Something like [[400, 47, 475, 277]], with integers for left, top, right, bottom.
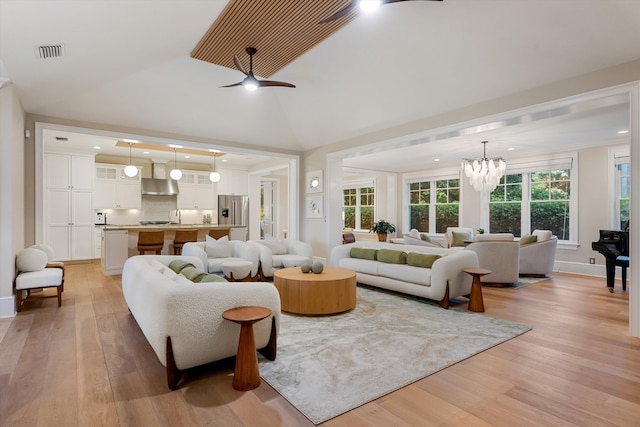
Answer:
[[233, 321, 261, 391], [463, 268, 492, 313]]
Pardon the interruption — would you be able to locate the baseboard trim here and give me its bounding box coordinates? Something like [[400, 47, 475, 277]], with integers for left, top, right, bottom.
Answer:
[[0, 296, 16, 318], [554, 261, 613, 278]]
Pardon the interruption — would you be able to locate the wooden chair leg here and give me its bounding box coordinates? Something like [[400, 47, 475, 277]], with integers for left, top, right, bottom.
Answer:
[[166, 336, 183, 390], [57, 285, 62, 307], [15, 289, 22, 312]]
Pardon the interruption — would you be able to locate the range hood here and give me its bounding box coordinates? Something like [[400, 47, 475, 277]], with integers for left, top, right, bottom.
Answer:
[[141, 178, 180, 196]]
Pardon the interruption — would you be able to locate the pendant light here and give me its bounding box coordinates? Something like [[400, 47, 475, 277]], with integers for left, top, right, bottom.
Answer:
[[170, 148, 182, 180], [123, 142, 138, 177], [209, 156, 221, 182], [461, 141, 506, 193]]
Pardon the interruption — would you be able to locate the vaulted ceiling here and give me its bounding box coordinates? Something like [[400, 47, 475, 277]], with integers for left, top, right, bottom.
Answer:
[[1, 0, 639, 162]]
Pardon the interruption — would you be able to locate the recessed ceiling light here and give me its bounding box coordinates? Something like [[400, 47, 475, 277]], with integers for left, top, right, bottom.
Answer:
[[93, 146, 101, 150], [168, 144, 183, 149], [507, 147, 515, 151], [209, 149, 221, 153], [143, 151, 150, 154], [221, 159, 228, 162], [122, 138, 140, 143], [184, 155, 190, 159], [434, 158, 440, 162], [618, 130, 629, 134]]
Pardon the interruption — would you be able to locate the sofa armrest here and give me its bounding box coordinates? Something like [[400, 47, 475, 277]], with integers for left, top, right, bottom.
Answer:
[[181, 242, 208, 272], [230, 241, 261, 276], [329, 242, 356, 266], [288, 240, 313, 258], [430, 250, 479, 298], [249, 241, 275, 277]]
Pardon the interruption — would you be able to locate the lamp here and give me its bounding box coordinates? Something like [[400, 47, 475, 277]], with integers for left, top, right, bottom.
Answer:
[[123, 142, 138, 178], [209, 156, 221, 182], [169, 148, 182, 180], [359, 0, 381, 12], [462, 141, 506, 193]]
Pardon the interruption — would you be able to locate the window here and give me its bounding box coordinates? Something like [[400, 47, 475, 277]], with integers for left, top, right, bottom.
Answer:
[[408, 178, 459, 233], [615, 154, 630, 230], [343, 186, 374, 230], [487, 155, 575, 241]]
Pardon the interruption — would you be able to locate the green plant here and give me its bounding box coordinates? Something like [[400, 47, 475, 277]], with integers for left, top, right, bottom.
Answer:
[[477, 228, 485, 234], [370, 219, 396, 235]]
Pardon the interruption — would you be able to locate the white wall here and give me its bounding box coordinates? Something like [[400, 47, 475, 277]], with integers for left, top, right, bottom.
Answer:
[[0, 83, 25, 317]]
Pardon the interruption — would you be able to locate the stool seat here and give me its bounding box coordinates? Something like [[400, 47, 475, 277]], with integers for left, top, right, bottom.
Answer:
[[222, 260, 254, 282], [137, 230, 165, 255], [173, 229, 198, 255]]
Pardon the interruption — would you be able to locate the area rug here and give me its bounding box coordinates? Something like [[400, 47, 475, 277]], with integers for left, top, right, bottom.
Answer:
[[511, 276, 550, 289], [258, 286, 531, 424]]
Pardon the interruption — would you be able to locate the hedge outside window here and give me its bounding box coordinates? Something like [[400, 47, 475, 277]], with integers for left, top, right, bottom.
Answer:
[[616, 156, 630, 230], [490, 174, 522, 236], [343, 186, 374, 230]]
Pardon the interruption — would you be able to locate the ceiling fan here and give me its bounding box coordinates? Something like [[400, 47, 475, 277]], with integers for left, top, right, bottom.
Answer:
[[220, 47, 296, 91], [320, 0, 443, 24]]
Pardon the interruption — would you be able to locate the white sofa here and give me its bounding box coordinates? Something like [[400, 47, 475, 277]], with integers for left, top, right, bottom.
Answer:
[[329, 242, 479, 308], [182, 236, 260, 280], [250, 236, 313, 279], [121, 255, 281, 389]]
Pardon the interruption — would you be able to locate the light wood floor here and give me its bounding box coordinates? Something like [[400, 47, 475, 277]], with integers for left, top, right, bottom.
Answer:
[[1, 263, 639, 426]]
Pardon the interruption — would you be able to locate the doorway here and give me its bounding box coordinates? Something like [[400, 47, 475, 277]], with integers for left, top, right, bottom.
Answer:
[[261, 179, 277, 238]]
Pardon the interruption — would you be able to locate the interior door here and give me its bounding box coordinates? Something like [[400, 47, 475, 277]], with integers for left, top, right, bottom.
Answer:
[[261, 180, 275, 238]]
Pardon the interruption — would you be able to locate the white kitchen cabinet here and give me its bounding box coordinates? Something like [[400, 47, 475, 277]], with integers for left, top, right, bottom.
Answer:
[[101, 229, 129, 275], [95, 164, 141, 209], [216, 168, 248, 195], [177, 172, 214, 209], [45, 154, 95, 260]]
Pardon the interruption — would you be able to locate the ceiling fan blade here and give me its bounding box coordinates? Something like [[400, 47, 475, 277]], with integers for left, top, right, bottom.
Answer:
[[384, 0, 444, 4], [233, 55, 248, 75], [258, 80, 296, 88], [219, 82, 243, 88], [319, 1, 358, 23]]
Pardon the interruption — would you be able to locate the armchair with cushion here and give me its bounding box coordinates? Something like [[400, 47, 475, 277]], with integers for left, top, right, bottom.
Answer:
[[519, 230, 558, 277], [465, 234, 520, 284], [444, 227, 475, 248], [182, 235, 260, 280], [401, 229, 444, 247], [250, 234, 313, 280]]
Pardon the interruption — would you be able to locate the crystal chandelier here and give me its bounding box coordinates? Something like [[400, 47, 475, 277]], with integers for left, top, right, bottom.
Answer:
[[462, 141, 506, 193]]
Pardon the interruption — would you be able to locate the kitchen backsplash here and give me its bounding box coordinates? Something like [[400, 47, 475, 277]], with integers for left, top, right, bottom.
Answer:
[[96, 195, 216, 225]]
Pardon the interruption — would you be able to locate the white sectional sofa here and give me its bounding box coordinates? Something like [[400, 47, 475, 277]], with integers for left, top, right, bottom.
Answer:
[[121, 255, 281, 389], [329, 242, 479, 308]]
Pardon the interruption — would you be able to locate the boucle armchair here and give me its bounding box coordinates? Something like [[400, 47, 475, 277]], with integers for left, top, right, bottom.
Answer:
[[465, 237, 520, 285], [14, 244, 65, 312], [250, 235, 313, 280], [182, 235, 260, 280], [519, 230, 558, 277]]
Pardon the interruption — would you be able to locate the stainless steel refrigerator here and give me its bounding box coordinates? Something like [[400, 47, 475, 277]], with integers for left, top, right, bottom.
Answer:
[[218, 195, 249, 227]]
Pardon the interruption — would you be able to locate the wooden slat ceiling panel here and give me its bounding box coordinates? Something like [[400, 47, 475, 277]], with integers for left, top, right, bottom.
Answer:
[[190, 0, 355, 78]]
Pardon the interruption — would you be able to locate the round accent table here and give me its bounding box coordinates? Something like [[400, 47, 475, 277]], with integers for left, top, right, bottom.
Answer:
[[273, 267, 357, 315], [222, 306, 272, 391], [463, 268, 492, 313]]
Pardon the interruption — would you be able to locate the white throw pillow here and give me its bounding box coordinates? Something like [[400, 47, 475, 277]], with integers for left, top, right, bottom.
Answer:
[[16, 248, 48, 272], [30, 244, 55, 261], [205, 235, 232, 258], [409, 229, 420, 239], [263, 234, 287, 255], [532, 229, 553, 242], [172, 274, 192, 285]]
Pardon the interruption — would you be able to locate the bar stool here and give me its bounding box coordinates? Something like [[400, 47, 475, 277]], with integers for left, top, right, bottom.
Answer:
[[208, 228, 230, 240], [173, 229, 198, 255], [137, 230, 165, 255]]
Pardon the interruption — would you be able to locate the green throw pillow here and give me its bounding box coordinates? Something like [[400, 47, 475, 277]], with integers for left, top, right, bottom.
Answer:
[[452, 231, 472, 247], [406, 253, 441, 268], [350, 247, 378, 260], [180, 266, 208, 282], [377, 249, 407, 264], [195, 273, 228, 283], [168, 259, 194, 274], [520, 235, 538, 246], [420, 234, 432, 242]]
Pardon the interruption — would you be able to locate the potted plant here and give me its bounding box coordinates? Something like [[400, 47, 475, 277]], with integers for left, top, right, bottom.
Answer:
[[370, 219, 396, 242]]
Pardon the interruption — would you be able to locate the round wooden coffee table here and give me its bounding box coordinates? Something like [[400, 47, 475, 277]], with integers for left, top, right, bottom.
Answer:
[[273, 267, 356, 315]]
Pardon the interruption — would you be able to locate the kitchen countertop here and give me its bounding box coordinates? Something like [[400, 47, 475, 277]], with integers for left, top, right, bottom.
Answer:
[[100, 224, 244, 230]]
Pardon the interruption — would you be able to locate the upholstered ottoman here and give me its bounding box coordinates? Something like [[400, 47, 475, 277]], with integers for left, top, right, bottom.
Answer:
[[282, 255, 311, 268], [222, 260, 255, 282]]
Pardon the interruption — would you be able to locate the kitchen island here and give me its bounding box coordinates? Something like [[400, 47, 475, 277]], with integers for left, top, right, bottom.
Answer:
[[101, 224, 247, 275]]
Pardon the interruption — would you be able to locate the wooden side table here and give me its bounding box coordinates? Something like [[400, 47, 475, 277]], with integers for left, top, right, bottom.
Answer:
[[463, 268, 492, 313], [222, 306, 272, 391]]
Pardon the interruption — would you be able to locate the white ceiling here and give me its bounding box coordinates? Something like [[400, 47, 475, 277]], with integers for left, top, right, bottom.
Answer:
[[1, 0, 639, 169]]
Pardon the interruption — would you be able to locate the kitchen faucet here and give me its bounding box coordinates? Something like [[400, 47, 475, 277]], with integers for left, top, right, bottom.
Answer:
[[175, 209, 181, 224]]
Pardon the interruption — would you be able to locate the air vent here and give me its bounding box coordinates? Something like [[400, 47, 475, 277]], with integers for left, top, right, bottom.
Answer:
[[36, 44, 65, 59], [55, 136, 68, 141]]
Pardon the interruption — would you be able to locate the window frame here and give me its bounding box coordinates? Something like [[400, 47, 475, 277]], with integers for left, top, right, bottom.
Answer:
[[609, 145, 630, 230], [403, 168, 461, 236], [343, 179, 376, 231]]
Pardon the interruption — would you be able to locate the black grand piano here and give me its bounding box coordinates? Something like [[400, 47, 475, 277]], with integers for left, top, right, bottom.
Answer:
[[592, 229, 629, 292]]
